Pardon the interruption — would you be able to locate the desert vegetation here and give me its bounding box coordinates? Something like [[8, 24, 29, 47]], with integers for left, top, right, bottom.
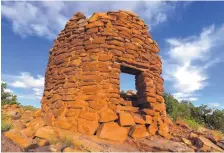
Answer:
[[1, 82, 20, 106], [163, 92, 224, 133]]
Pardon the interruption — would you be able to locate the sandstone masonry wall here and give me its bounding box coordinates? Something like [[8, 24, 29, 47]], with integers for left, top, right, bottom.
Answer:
[[41, 10, 170, 141]]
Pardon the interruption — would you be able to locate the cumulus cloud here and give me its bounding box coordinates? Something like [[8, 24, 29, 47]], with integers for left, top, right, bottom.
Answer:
[[208, 102, 221, 107], [2, 1, 177, 39], [207, 102, 224, 110], [163, 24, 224, 101], [173, 92, 198, 102], [2, 72, 44, 100]]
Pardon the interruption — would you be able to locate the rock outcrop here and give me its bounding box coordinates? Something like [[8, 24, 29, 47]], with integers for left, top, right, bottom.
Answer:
[[2, 104, 224, 152], [39, 10, 169, 141]]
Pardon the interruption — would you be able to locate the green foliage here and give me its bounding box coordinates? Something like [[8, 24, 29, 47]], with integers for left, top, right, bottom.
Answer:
[[22, 105, 38, 111], [1, 83, 20, 106], [163, 92, 224, 132], [207, 109, 224, 132], [183, 119, 200, 130], [1, 114, 12, 132], [1, 122, 12, 132], [163, 93, 193, 120]]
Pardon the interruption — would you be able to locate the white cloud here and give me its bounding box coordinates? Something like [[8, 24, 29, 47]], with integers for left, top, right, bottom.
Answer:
[[10, 81, 27, 88], [2, 72, 44, 100], [4, 72, 44, 89], [32, 88, 43, 99], [18, 94, 42, 100], [173, 92, 198, 101], [2, 1, 177, 39], [208, 102, 221, 108], [163, 24, 224, 101]]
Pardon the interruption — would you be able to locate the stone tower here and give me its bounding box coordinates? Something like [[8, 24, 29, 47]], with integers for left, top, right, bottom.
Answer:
[[41, 10, 169, 141]]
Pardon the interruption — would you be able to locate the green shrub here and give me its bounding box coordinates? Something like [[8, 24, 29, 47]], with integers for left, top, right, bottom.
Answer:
[[163, 92, 224, 132], [183, 118, 200, 130], [1, 114, 12, 131], [1, 121, 12, 132], [207, 109, 224, 132], [1, 83, 20, 106], [22, 105, 38, 111]]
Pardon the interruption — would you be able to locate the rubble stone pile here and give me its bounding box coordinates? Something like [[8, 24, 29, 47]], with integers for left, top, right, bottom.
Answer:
[[40, 10, 170, 141]]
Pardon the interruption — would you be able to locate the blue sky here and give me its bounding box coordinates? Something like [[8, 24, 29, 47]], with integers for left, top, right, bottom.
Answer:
[[1, 1, 224, 109]]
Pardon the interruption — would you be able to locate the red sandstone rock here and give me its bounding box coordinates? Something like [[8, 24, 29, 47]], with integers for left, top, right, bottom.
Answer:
[[53, 118, 73, 130], [143, 115, 153, 124], [148, 121, 158, 135], [99, 108, 118, 122], [5, 131, 36, 151], [89, 100, 107, 110], [23, 118, 44, 138], [96, 122, 128, 142], [143, 109, 157, 116], [131, 113, 145, 124], [118, 111, 135, 126], [77, 118, 99, 135], [35, 126, 57, 141], [158, 122, 170, 139], [129, 125, 149, 139], [79, 110, 99, 121]]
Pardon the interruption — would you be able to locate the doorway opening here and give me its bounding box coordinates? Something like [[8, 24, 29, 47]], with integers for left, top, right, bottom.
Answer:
[[119, 65, 142, 106]]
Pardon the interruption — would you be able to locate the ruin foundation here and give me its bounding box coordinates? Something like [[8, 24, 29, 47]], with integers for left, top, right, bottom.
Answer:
[[41, 10, 170, 141]]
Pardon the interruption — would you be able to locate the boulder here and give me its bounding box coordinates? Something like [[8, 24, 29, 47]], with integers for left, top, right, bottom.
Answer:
[[135, 137, 195, 152], [53, 127, 81, 141], [147, 121, 158, 135], [118, 111, 135, 126], [77, 118, 99, 135], [193, 136, 223, 152], [23, 118, 44, 138], [96, 122, 128, 142], [143, 115, 152, 124], [7, 110, 21, 120], [35, 126, 57, 141], [158, 122, 170, 139], [53, 118, 73, 130], [99, 108, 118, 122], [131, 113, 145, 124], [181, 137, 192, 146], [129, 125, 149, 139], [4, 130, 37, 151]]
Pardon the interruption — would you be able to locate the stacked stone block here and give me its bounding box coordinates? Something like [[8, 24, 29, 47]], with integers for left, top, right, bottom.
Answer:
[[41, 10, 170, 141]]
